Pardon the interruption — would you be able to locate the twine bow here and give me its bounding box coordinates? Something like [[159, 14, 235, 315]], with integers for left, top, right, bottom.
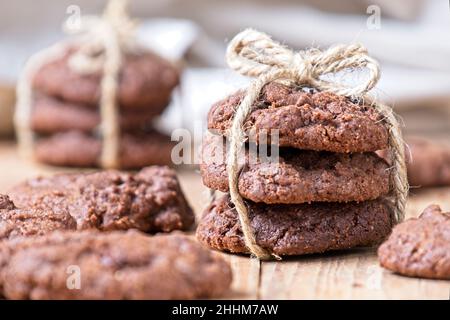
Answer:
[[64, 0, 138, 75], [224, 29, 408, 260], [227, 28, 381, 97]]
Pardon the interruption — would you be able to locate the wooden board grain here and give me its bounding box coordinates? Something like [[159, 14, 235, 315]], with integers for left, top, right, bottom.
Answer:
[[0, 141, 449, 300]]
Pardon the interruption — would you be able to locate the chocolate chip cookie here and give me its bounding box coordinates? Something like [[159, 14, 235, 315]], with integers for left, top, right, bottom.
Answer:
[[208, 82, 388, 153], [196, 194, 393, 256], [0, 231, 232, 299], [8, 166, 194, 233], [34, 130, 174, 168], [32, 45, 179, 110], [201, 133, 390, 203], [378, 205, 450, 279]]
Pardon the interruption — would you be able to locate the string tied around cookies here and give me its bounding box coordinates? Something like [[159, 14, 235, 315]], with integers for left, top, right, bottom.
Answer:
[[15, 0, 136, 169], [227, 28, 380, 97], [65, 0, 138, 169], [225, 28, 408, 260], [64, 0, 139, 75]]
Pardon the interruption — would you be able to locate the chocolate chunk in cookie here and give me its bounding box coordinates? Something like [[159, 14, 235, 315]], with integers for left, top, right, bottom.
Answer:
[[196, 194, 393, 256], [208, 82, 388, 153], [34, 130, 174, 168], [201, 133, 390, 204], [378, 205, 450, 279], [31, 94, 165, 134], [0, 231, 232, 299], [8, 166, 194, 233], [32, 45, 179, 110]]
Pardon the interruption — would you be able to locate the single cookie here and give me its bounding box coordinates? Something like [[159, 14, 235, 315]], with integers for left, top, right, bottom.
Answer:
[[406, 137, 450, 187], [201, 133, 390, 204], [208, 82, 388, 153], [196, 195, 393, 256], [34, 130, 174, 168], [32, 45, 179, 110], [378, 205, 450, 279], [0, 231, 232, 299], [8, 166, 194, 233], [31, 94, 165, 134], [0, 195, 76, 240]]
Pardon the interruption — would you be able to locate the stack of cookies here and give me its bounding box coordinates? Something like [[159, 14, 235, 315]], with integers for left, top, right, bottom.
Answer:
[[197, 82, 395, 256], [26, 45, 179, 169]]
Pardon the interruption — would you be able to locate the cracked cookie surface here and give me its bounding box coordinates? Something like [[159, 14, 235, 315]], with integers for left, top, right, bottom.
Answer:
[[378, 205, 450, 279], [0, 231, 232, 299], [196, 194, 393, 256], [0, 195, 76, 240], [208, 82, 388, 153], [7, 166, 194, 234], [201, 133, 390, 203]]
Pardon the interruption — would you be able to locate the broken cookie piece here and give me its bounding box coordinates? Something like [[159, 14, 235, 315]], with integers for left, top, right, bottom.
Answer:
[[378, 205, 450, 279]]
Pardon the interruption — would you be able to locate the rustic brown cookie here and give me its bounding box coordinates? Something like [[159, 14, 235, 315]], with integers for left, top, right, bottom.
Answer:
[[405, 137, 450, 187], [32, 45, 179, 110], [196, 194, 393, 256], [8, 166, 194, 233], [0, 231, 232, 299], [34, 130, 174, 168], [201, 133, 390, 204], [0, 195, 76, 240], [378, 205, 450, 279], [31, 94, 165, 134], [208, 82, 388, 153]]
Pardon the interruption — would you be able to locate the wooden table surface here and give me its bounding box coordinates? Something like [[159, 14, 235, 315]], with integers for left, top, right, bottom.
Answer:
[[0, 141, 449, 300]]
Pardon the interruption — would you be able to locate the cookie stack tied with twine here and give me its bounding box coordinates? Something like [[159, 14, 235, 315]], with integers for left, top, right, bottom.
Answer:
[[196, 29, 408, 260], [15, 0, 179, 169]]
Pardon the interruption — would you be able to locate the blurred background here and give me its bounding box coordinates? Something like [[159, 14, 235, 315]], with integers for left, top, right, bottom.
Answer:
[[0, 0, 449, 140]]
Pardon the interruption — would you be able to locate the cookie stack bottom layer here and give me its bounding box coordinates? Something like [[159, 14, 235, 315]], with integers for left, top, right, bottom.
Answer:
[[197, 195, 393, 256]]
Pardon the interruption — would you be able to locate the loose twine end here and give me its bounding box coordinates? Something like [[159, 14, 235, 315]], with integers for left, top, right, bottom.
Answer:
[[225, 28, 408, 260]]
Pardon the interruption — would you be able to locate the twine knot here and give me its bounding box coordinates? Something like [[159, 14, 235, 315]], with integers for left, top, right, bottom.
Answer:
[[226, 28, 380, 97], [64, 0, 138, 75], [223, 28, 408, 260], [290, 52, 312, 83]]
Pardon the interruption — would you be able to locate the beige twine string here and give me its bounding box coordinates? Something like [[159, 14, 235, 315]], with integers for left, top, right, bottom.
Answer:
[[15, 42, 71, 160], [225, 28, 408, 260], [15, 0, 138, 169]]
